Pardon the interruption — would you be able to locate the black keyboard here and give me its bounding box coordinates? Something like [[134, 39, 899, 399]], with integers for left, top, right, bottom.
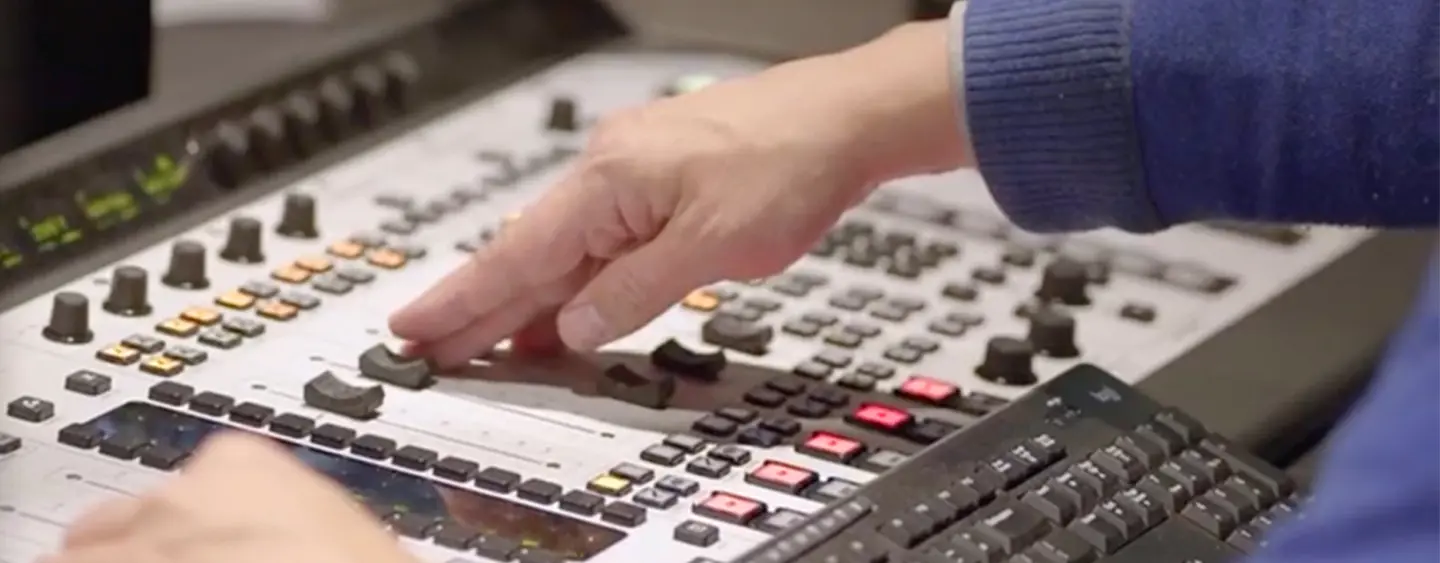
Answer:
[[732, 364, 1307, 563]]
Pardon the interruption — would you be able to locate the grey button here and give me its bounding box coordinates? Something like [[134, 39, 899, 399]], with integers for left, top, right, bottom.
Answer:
[[674, 520, 720, 547], [65, 370, 112, 396]]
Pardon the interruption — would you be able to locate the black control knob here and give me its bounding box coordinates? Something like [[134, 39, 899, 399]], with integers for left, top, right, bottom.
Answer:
[[43, 292, 94, 344], [1036, 258, 1092, 306], [103, 266, 152, 316], [1027, 309, 1080, 358], [163, 240, 210, 289], [206, 121, 253, 190], [280, 91, 326, 156], [546, 97, 579, 132], [350, 64, 389, 127], [219, 217, 265, 264], [276, 193, 318, 239], [247, 107, 293, 171], [975, 336, 1037, 386], [316, 76, 357, 141], [380, 51, 421, 112]]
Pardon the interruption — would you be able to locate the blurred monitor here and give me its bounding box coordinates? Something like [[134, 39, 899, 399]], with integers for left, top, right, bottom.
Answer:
[[0, 0, 154, 155]]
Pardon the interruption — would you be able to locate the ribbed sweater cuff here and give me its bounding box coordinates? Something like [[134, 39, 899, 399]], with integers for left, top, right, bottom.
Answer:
[[956, 0, 1161, 233]]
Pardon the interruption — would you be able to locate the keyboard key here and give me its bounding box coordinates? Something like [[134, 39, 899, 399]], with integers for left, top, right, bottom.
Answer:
[[1022, 483, 1082, 524], [971, 501, 1051, 554], [1133, 422, 1186, 455], [1026, 529, 1097, 563], [1068, 512, 1125, 554], [1090, 445, 1145, 482], [1154, 409, 1207, 445], [1181, 495, 1238, 538], [1136, 472, 1191, 514]]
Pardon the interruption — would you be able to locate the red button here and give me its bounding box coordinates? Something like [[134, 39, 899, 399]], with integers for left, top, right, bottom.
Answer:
[[695, 491, 766, 524], [897, 375, 959, 405], [799, 431, 865, 462], [849, 403, 913, 432], [746, 460, 819, 493]]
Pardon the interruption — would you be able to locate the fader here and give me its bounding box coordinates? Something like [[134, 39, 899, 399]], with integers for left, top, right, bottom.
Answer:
[[0, 3, 1382, 562]]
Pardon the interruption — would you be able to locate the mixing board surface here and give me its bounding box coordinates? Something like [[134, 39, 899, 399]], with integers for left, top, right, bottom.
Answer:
[[0, 43, 1373, 563]]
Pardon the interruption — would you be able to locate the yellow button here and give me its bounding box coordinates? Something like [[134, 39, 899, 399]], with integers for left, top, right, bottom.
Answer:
[[257, 301, 298, 321], [585, 474, 632, 497], [95, 345, 141, 366], [681, 289, 720, 312], [215, 290, 256, 311], [327, 240, 365, 259], [156, 318, 199, 337], [180, 307, 222, 326], [271, 265, 312, 284], [296, 256, 333, 273], [140, 355, 185, 377], [367, 248, 407, 270]]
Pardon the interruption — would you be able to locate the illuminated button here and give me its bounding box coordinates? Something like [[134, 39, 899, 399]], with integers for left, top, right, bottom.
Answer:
[[897, 375, 959, 405], [197, 328, 242, 349], [121, 334, 166, 353], [140, 355, 185, 377], [215, 290, 256, 310], [682, 289, 721, 312], [163, 345, 208, 365], [221, 317, 266, 337], [156, 318, 198, 337], [180, 307, 222, 326], [798, 431, 865, 463], [239, 281, 280, 298], [694, 492, 766, 525], [367, 248, 407, 269], [257, 301, 299, 321], [95, 345, 141, 366], [295, 256, 333, 273], [587, 474, 632, 497], [271, 265, 312, 284], [746, 461, 818, 494], [327, 240, 365, 259], [848, 403, 914, 432]]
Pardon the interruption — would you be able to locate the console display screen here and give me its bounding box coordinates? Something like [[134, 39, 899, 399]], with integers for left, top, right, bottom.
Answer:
[[83, 402, 627, 560]]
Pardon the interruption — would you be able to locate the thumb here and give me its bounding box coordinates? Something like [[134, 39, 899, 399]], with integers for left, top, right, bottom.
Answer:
[[557, 230, 716, 351]]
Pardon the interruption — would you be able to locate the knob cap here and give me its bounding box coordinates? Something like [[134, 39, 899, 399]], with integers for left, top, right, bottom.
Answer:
[[1036, 258, 1092, 305], [276, 193, 318, 239], [103, 266, 152, 316], [247, 107, 293, 171], [44, 292, 94, 344], [220, 217, 265, 264], [1027, 309, 1079, 358], [380, 51, 421, 112], [546, 97, 578, 132], [350, 64, 389, 127], [280, 92, 326, 157], [975, 336, 1037, 386], [163, 240, 210, 289], [206, 121, 253, 190], [316, 77, 357, 141]]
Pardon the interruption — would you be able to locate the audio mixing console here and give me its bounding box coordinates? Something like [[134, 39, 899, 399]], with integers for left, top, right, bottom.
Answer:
[[0, 2, 1388, 562]]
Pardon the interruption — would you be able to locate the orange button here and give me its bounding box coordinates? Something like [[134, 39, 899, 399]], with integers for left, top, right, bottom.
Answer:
[[180, 307, 222, 326], [215, 290, 256, 311], [256, 301, 298, 321], [271, 265, 312, 284], [295, 256, 333, 273], [95, 344, 141, 366], [327, 240, 365, 259], [681, 289, 721, 312], [367, 248, 407, 270], [156, 318, 199, 337]]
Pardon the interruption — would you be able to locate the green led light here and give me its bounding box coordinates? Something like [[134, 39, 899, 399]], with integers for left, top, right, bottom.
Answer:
[[134, 153, 190, 203]]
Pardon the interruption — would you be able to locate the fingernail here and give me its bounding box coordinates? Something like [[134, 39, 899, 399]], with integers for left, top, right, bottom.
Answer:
[[558, 304, 609, 351]]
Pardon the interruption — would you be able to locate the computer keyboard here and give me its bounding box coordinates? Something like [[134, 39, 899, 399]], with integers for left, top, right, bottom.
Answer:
[[732, 364, 1307, 563]]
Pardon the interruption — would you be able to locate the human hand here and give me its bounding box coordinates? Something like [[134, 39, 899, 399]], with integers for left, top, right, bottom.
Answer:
[[45, 432, 415, 563], [390, 21, 967, 366]]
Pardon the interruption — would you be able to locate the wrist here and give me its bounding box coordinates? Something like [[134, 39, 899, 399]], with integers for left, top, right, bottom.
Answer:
[[827, 18, 974, 184]]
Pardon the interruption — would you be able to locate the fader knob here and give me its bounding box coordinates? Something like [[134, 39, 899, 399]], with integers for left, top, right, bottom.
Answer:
[[219, 217, 265, 264], [43, 292, 94, 344], [103, 266, 152, 316], [1027, 309, 1079, 358], [163, 241, 210, 289], [975, 336, 1037, 386], [546, 97, 579, 132], [276, 193, 318, 239], [1036, 258, 1092, 306]]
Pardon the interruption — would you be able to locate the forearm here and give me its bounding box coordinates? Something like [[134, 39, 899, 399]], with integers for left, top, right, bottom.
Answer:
[[959, 0, 1439, 232]]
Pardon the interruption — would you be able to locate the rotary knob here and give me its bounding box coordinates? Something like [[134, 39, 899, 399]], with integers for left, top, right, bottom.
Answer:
[[43, 292, 94, 344], [546, 97, 579, 132], [103, 266, 152, 316], [219, 217, 265, 264], [975, 336, 1037, 386], [350, 64, 390, 127], [276, 193, 318, 239], [380, 51, 421, 112], [1036, 258, 1092, 306], [1027, 308, 1080, 358], [163, 240, 210, 289], [247, 107, 293, 171], [316, 76, 357, 141], [280, 91, 327, 156], [205, 121, 253, 190]]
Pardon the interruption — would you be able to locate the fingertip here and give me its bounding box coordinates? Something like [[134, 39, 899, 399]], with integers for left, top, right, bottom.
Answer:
[[556, 304, 610, 352]]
